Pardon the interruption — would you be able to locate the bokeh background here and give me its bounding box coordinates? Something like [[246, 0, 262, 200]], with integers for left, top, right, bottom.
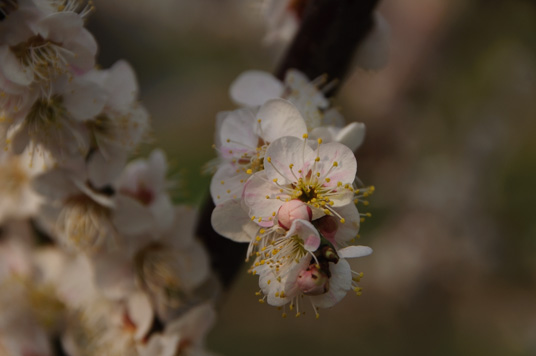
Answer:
[[88, 1, 536, 355]]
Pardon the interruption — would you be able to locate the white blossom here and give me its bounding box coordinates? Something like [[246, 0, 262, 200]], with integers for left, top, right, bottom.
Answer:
[[210, 98, 306, 205]]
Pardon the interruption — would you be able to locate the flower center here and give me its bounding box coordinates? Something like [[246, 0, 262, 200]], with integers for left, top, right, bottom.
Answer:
[[58, 195, 112, 251], [291, 173, 334, 211], [27, 95, 65, 129], [252, 232, 309, 277], [136, 245, 185, 307], [11, 35, 72, 82]]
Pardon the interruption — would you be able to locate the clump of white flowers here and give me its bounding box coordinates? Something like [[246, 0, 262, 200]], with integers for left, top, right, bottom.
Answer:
[[0, 1, 218, 354], [210, 69, 374, 317]]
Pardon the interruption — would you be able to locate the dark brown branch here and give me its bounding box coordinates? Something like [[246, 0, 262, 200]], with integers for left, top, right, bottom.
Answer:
[[276, 0, 379, 93]]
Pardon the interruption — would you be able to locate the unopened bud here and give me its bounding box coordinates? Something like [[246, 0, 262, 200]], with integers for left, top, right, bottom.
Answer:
[[297, 264, 329, 296], [278, 200, 312, 230]]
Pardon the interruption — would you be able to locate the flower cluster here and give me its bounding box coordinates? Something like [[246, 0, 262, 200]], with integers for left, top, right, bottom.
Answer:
[[210, 69, 374, 317], [0, 1, 217, 354]]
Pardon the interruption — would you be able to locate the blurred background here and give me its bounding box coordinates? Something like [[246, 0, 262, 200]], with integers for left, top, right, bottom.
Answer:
[[88, 0, 536, 355]]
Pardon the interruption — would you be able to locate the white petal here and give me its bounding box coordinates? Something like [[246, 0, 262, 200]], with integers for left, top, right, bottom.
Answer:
[[286, 219, 320, 252], [338, 245, 373, 259], [148, 149, 167, 181], [150, 195, 174, 232], [138, 334, 180, 356], [57, 255, 97, 308], [174, 240, 211, 290], [87, 149, 127, 189], [256, 99, 307, 143], [335, 122, 366, 152], [0, 47, 32, 86], [127, 292, 154, 341], [113, 195, 154, 236], [242, 172, 284, 226], [214, 110, 229, 148], [65, 28, 98, 73], [263, 275, 290, 306], [308, 126, 336, 145], [105, 60, 139, 111], [211, 199, 258, 242], [63, 78, 106, 121], [230, 70, 284, 107], [32, 248, 67, 285], [311, 259, 352, 308], [210, 163, 248, 205], [10, 126, 31, 155], [218, 107, 258, 155], [166, 303, 216, 344], [322, 108, 346, 127], [285, 69, 329, 108], [332, 204, 360, 244], [263, 135, 312, 184], [92, 252, 136, 300], [32, 169, 78, 201], [313, 142, 357, 199], [166, 205, 197, 248], [37, 12, 83, 41], [281, 255, 312, 299]]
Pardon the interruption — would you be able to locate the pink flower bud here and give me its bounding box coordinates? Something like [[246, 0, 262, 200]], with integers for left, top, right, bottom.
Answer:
[[297, 264, 329, 296], [277, 200, 312, 230]]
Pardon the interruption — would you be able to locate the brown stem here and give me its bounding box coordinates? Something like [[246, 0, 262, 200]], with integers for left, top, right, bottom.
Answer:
[[276, 0, 379, 94]]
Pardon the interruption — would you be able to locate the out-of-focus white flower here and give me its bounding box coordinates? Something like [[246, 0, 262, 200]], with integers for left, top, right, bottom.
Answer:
[[0, 280, 54, 356], [0, 222, 34, 283], [88, 206, 211, 321], [56, 253, 98, 308], [0, 149, 47, 223], [62, 291, 153, 356], [134, 206, 211, 320], [84, 61, 150, 188], [114, 149, 174, 235], [0, 1, 97, 87], [0, 224, 67, 356], [138, 302, 219, 356], [33, 166, 118, 253], [2, 74, 106, 162], [210, 98, 306, 205]]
